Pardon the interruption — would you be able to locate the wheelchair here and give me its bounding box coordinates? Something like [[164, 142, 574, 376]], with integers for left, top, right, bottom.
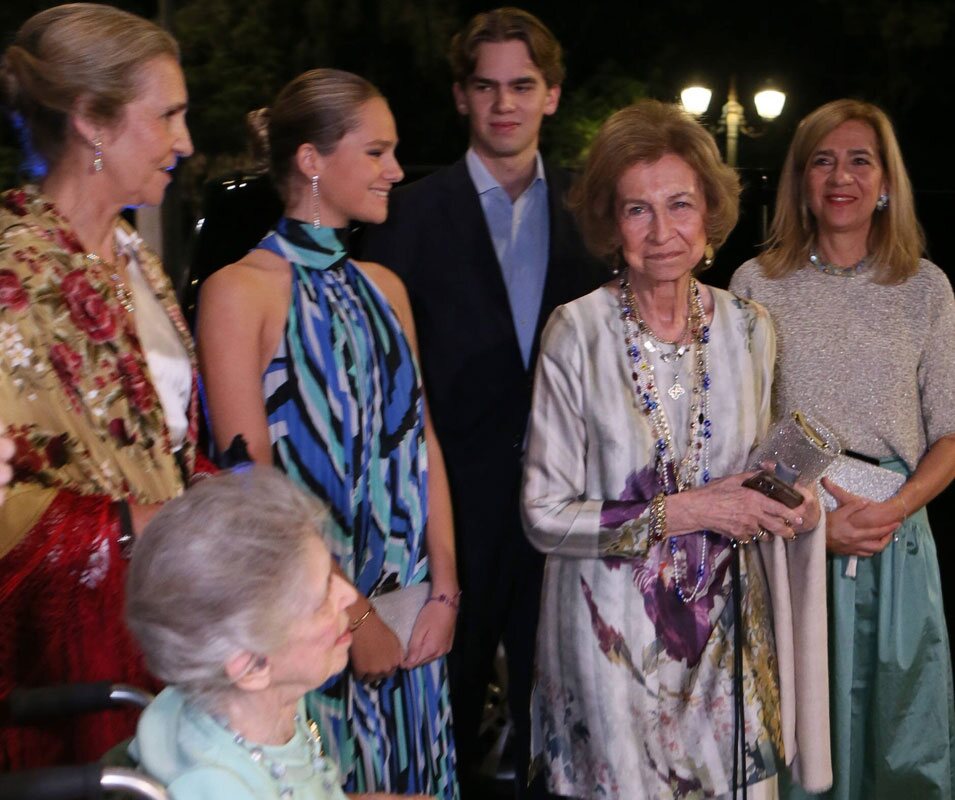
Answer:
[[0, 681, 168, 799]]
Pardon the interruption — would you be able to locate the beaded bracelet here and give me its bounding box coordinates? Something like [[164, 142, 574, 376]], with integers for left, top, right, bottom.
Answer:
[[426, 591, 463, 611], [648, 492, 667, 546], [350, 606, 376, 632]]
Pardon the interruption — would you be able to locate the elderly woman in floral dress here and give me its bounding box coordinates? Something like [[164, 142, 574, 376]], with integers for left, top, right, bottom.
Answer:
[[522, 100, 829, 799]]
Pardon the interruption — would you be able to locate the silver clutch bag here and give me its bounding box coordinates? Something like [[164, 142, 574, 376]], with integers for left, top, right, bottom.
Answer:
[[370, 582, 431, 652], [750, 410, 840, 482], [820, 455, 905, 511], [751, 410, 904, 507]]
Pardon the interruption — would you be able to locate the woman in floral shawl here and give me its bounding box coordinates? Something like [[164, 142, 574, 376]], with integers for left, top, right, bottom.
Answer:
[[0, 4, 211, 769]]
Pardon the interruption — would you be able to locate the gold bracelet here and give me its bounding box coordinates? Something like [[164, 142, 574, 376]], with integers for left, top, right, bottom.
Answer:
[[896, 492, 908, 521], [349, 606, 375, 632], [649, 492, 667, 546]]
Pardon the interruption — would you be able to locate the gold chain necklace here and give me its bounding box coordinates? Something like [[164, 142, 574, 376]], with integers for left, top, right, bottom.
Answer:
[[84, 251, 135, 314]]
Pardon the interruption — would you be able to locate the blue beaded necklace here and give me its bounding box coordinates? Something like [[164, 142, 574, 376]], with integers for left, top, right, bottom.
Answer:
[[620, 275, 713, 604]]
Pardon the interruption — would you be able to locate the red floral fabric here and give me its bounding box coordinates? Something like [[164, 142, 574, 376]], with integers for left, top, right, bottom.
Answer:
[[0, 491, 157, 768], [0, 186, 211, 770]]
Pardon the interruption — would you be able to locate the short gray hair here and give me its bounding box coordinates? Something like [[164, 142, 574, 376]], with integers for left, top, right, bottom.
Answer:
[[126, 467, 331, 709]]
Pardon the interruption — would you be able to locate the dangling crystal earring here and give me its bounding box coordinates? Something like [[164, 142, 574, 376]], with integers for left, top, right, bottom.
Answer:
[[92, 137, 104, 172], [875, 192, 889, 212], [702, 243, 715, 269], [311, 175, 321, 228]]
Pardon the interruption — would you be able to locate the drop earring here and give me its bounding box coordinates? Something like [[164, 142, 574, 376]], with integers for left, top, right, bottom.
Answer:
[[875, 192, 889, 212], [92, 137, 104, 172], [702, 243, 715, 269], [311, 175, 321, 228]]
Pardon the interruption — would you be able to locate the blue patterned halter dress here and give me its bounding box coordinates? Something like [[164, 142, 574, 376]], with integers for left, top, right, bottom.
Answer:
[[258, 218, 458, 798]]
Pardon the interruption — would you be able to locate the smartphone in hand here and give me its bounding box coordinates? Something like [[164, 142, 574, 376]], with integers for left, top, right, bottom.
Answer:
[[742, 471, 805, 509]]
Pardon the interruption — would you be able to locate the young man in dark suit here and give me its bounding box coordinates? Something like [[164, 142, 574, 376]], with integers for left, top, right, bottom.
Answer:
[[361, 8, 606, 796]]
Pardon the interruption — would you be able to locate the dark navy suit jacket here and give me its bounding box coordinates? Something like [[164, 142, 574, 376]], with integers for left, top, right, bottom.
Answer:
[[361, 158, 607, 583]]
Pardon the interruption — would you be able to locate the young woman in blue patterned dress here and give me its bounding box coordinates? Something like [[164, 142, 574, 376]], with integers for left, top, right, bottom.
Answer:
[[197, 69, 459, 800]]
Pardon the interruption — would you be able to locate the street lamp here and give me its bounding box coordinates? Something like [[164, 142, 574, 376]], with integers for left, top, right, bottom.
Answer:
[[680, 76, 786, 167]]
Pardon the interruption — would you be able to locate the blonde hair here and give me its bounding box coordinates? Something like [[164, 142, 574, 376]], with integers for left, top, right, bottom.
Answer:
[[266, 68, 382, 202], [0, 3, 179, 174], [569, 100, 740, 263], [761, 99, 923, 284]]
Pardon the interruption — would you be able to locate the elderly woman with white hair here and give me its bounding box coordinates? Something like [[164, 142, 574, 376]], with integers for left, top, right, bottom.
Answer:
[[126, 468, 432, 800]]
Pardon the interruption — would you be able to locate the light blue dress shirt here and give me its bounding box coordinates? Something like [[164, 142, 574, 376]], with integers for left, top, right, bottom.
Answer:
[[466, 148, 550, 367]]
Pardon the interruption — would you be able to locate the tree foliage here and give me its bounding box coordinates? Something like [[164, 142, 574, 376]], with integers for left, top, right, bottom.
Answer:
[[544, 63, 647, 168]]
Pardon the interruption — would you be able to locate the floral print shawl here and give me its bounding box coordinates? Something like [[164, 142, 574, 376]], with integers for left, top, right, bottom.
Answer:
[[0, 185, 199, 555], [0, 185, 208, 770]]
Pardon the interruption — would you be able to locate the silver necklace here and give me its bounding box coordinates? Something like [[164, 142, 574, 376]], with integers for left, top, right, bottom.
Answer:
[[641, 339, 691, 400], [631, 285, 692, 399], [808, 248, 869, 277], [217, 712, 335, 799]]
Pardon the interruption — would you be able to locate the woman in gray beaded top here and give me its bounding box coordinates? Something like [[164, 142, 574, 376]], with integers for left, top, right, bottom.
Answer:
[[731, 99, 955, 800]]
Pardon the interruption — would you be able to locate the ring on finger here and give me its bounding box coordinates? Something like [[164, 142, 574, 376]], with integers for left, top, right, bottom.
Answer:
[[757, 527, 770, 541]]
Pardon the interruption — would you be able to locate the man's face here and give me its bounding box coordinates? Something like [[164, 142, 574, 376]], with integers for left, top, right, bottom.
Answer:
[[453, 39, 560, 162]]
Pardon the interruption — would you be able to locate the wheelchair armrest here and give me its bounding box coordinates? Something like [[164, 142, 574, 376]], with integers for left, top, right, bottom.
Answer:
[[3, 682, 154, 724], [0, 765, 168, 800]]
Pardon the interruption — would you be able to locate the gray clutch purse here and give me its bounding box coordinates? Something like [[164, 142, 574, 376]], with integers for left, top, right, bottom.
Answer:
[[370, 582, 431, 652], [751, 410, 904, 508], [752, 411, 906, 579], [750, 410, 840, 482], [819, 455, 905, 511]]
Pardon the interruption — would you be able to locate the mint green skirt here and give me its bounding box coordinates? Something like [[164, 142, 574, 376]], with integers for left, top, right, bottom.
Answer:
[[784, 459, 955, 800]]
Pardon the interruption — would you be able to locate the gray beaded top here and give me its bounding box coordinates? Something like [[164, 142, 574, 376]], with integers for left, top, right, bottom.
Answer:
[[730, 258, 955, 471]]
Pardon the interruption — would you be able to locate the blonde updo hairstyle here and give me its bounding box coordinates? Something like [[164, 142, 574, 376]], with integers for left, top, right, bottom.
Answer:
[[761, 99, 924, 284], [569, 100, 741, 266], [264, 68, 383, 203], [0, 3, 179, 174]]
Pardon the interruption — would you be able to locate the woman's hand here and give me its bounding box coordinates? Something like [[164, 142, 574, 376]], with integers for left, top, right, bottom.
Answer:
[[668, 471, 810, 542], [349, 611, 403, 683], [790, 478, 822, 535], [402, 598, 457, 670], [822, 477, 900, 557]]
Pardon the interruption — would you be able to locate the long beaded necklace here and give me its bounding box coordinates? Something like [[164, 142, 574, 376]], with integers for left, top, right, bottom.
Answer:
[[642, 338, 691, 400], [216, 712, 336, 798], [620, 275, 713, 604], [808, 247, 869, 277]]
